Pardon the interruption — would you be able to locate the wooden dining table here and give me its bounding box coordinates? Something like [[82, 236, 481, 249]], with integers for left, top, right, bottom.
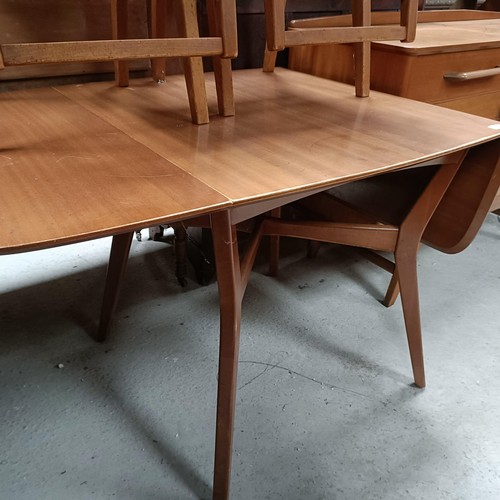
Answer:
[[1, 68, 499, 499]]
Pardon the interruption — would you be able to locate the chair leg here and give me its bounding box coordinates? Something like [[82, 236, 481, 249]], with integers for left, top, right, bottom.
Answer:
[[263, 0, 286, 73], [150, 0, 167, 82], [176, 0, 210, 124], [111, 0, 130, 87], [383, 269, 400, 307], [206, 0, 235, 116], [395, 249, 425, 388], [352, 0, 371, 97], [263, 45, 277, 72], [95, 231, 134, 342], [307, 240, 322, 259]]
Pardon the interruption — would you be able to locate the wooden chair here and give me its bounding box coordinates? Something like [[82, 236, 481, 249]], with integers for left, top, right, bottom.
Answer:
[[262, 0, 419, 96], [112, 0, 236, 124], [261, 142, 500, 388]]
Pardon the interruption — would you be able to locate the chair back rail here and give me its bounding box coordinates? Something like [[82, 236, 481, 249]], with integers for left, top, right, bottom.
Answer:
[[0, 38, 224, 67], [263, 0, 419, 97]]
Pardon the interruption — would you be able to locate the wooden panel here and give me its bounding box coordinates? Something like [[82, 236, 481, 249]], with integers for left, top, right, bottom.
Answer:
[[0, 0, 149, 81]]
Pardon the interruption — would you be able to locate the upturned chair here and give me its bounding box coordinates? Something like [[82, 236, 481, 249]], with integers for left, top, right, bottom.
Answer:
[[263, 0, 419, 96], [110, 0, 236, 282], [111, 0, 236, 124], [261, 142, 500, 388]]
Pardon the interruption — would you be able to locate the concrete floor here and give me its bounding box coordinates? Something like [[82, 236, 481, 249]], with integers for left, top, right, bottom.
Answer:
[[1, 215, 499, 500]]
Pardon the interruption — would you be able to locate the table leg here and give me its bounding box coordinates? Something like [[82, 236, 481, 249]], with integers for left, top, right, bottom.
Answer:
[[96, 231, 134, 342], [210, 210, 243, 500]]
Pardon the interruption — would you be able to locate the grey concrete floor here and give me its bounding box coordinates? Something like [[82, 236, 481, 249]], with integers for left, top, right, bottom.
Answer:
[[1, 215, 499, 500]]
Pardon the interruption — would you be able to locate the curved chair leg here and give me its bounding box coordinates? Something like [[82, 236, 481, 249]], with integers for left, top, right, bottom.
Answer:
[[395, 249, 425, 388], [96, 231, 134, 342]]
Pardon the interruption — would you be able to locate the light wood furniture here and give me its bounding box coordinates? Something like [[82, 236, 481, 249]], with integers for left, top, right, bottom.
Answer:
[[262, 0, 419, 96], [288, 9, 500, 207], [55, 68, 500, 497]]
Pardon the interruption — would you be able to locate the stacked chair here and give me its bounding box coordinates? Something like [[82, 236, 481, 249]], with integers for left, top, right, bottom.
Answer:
[[263, 0, 419, 96], [111, 0, 236, 123]]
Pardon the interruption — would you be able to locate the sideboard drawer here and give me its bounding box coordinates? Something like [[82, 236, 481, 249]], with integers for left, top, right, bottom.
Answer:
[[376, 48, 500, 104]]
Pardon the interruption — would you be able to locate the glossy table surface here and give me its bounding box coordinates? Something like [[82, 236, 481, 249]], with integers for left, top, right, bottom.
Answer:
[[0, 86, 229, 254], [57, 68, 500, 205], [2, 68, 499, 254]]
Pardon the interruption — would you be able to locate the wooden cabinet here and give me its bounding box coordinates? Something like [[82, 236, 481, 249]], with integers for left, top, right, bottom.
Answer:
[[288, 10, 500, 209]]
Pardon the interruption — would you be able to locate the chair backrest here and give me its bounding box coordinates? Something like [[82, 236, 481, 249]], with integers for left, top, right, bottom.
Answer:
[[0, 0, 236, 73], [423, 140, 500, 254], [112, 0, 238, 87], [0, 0, 237, 123], [264, 0, 419, 52], [263, 0, 419, 97]]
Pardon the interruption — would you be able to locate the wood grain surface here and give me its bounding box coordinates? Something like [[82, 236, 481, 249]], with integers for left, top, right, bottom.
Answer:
[[57, 68, 500, 204], [0, 86, 228, 254]]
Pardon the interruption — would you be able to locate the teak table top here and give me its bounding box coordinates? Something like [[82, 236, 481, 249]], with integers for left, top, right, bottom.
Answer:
[[0, 86, 229, 254], [57, 68, 500, 205]]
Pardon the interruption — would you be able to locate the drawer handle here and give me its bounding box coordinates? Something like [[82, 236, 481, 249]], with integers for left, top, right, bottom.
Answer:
[[444, 67, 500, 82]]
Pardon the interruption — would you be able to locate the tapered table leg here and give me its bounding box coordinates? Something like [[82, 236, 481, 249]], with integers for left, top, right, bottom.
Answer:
[[95, 231, 134, 342], [210, 210, 242, 500]]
